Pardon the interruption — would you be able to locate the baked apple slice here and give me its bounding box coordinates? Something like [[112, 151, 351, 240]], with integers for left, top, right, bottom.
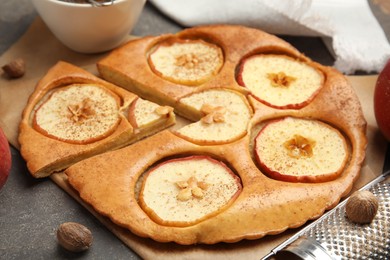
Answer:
[[237, 54, 324, 109], [175, 89, 252, 145], [148, 38, 223, 85], [254, 117, 349, 182], [139, 155, 242, 227], [128, 97, 175, 132], [33, 84, 121, 144]]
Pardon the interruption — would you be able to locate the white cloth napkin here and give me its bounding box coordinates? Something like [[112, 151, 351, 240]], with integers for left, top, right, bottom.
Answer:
[[150, 0, 390, 74]]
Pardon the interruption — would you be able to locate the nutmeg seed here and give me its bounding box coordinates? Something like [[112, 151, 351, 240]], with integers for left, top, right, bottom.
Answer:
[[345, 190, 379, 224], [2, 58, 25, 78], [57, 222, 93, 252]]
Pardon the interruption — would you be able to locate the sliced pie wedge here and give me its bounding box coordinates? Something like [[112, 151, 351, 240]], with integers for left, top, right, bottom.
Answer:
[[19, 61, 175, 178]]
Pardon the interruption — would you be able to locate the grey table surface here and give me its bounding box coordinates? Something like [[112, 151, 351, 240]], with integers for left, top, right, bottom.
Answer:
[[0, 1, 389, 259]]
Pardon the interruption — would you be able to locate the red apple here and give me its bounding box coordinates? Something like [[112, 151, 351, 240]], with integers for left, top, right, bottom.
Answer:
[[0, 127, 11, 189], [374, 59, 390, 141]]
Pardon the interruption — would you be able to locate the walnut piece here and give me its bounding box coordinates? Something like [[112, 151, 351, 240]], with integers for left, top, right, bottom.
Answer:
[[155, 105, 173, 116], [200, 103, 215, 114], [176, 180, 189, 189], [200, 104, 226, 124], [67, 98, 95, 122], [175, 53, 200, 69], [177, 187, 192, 201], [197, 181, 209, 190], [267, 72, 296, 88], [191, 186, 204, 198], [176, 176, 208, 201], [2, 58, 25, 78], [57, 222, 93, 252], [201, 113, 214, 124]]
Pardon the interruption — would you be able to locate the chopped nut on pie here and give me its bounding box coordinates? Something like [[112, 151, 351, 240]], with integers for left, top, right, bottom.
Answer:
[[200, 104, 227, 124], [155, 105, 174, 116], [175, 176, 208, 201]]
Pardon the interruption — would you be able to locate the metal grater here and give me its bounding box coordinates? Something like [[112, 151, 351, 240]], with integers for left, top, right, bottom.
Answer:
[[263, 171, 390, 260]]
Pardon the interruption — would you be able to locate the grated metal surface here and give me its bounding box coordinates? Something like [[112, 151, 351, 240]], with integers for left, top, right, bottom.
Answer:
[[303, 181, 390, 259]]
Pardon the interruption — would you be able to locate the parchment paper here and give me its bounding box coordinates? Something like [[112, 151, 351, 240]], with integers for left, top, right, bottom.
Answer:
[[0, 17, 387, 259]]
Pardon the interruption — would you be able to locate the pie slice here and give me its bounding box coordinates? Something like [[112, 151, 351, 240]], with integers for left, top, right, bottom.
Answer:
[[19, 61, 175, 178]]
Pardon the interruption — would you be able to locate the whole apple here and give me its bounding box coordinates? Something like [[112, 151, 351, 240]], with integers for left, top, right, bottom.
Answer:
[[374, 59, 390, 141], [0, 127, 11, 189]]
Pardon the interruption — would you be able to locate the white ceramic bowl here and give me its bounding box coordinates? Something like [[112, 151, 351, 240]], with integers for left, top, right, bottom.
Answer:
[[32, 0, 146, 53]]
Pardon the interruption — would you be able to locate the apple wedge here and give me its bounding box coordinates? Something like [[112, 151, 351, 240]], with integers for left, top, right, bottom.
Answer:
[[139, 155, 242, 227], [237, 54, 324, 109], [175, 89, 252, 145], [254, 117, 349, 183], [148, 38, 223, 86]]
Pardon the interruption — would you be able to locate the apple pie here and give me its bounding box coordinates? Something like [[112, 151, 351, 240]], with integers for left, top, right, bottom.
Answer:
[[21, 25, 367, 245]]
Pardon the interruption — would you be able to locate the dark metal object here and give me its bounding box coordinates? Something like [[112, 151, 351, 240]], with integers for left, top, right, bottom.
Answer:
[[263, 170, 390, 260]]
